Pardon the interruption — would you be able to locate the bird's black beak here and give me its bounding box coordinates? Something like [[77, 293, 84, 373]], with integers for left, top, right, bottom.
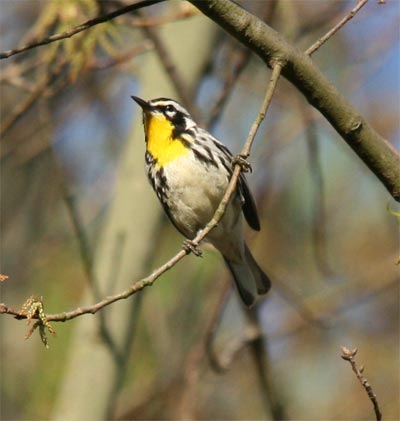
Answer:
[[131, 95, 152, 112]]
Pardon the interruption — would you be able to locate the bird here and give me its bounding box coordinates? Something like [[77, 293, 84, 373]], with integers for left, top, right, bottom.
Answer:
[[131, 95, 271, 307]]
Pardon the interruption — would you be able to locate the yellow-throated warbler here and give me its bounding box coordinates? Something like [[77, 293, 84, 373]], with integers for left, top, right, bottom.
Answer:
[[132, 96, 271, 306]]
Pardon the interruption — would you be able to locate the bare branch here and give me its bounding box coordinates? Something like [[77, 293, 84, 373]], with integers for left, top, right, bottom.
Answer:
[[341, 347, 382, 421], [305, 0, 369, 56], [0, 0, 166, 60], [0, 62, 282, 325], [239, 62, 283, 157], [188, 0, 400, 202], [0, 248, 188, 322]]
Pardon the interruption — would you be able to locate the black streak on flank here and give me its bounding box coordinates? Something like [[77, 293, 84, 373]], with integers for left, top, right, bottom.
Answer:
[[192, 147, 219, 169]]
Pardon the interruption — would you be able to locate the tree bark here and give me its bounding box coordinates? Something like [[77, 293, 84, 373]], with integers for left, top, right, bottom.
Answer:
[[189, 0, 400, 202]]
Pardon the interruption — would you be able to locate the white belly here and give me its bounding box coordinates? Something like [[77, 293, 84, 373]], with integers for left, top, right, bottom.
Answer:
[[163, 153, 241, 240]]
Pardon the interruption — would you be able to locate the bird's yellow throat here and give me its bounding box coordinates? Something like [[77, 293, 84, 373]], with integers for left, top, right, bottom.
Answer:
[[145, 114, 189, 166]]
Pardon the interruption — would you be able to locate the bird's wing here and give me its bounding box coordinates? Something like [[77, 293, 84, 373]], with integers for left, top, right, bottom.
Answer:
[[239, 174, 260, 231], [205, 131, 261, 231]]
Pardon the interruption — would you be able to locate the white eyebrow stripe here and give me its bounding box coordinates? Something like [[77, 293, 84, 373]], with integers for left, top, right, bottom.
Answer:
[[148, 99, 190, 116]]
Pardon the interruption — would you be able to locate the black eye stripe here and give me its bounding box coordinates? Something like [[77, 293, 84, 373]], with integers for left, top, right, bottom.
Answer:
[[149, 99, 192, 137], [155, 104, 176, 114], [157, 105, 185, 125]]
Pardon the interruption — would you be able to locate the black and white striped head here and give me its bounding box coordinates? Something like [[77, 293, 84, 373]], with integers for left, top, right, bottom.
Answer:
[[131, 96, 196, 136]]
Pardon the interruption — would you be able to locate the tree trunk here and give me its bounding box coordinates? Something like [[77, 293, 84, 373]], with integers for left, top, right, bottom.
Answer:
[[51, 9, 217, 420]]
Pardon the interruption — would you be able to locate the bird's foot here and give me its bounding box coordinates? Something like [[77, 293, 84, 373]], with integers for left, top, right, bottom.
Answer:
[[182, 239, 202, 257], [232, 154, 252, 173]]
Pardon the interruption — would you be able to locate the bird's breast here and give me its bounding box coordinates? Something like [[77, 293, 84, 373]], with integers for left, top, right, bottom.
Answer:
[[161, 153, 237, 237]]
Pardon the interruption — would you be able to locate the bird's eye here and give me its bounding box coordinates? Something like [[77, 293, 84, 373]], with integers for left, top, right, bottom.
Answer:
[[165, 104, 175, 113]]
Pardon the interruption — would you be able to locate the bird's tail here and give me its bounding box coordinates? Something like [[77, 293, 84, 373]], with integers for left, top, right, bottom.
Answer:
[[223, 243, 271, 307]]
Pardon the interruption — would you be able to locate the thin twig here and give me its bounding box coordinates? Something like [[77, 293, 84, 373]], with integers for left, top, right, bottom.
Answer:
[[305, 0, 369, 56], [0, 0, 166, 60], [0, 248, 187, 322], [206, 0, 276, 131], [241, 63, 283, 156], [189, 0, 400, 201], [0, 62, 283, 324], [341, 347, 382, 421]]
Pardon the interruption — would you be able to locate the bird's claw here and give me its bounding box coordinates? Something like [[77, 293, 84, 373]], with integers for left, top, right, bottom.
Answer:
[[232, 154, 252, 173], [182, 239, 202, 257]]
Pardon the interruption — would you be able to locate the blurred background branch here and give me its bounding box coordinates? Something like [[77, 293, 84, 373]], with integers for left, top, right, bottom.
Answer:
[[0, 0, 166, 60]]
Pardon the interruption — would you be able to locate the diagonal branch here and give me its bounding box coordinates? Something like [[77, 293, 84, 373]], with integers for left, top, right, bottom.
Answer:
[[0, 0, 166, 60], [188, 0, 400, 202], [0, 62, 283, 324], [305, 0, 369, 56]]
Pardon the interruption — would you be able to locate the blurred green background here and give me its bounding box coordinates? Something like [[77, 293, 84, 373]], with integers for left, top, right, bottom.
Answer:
[[1, 1, 398, 419]]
